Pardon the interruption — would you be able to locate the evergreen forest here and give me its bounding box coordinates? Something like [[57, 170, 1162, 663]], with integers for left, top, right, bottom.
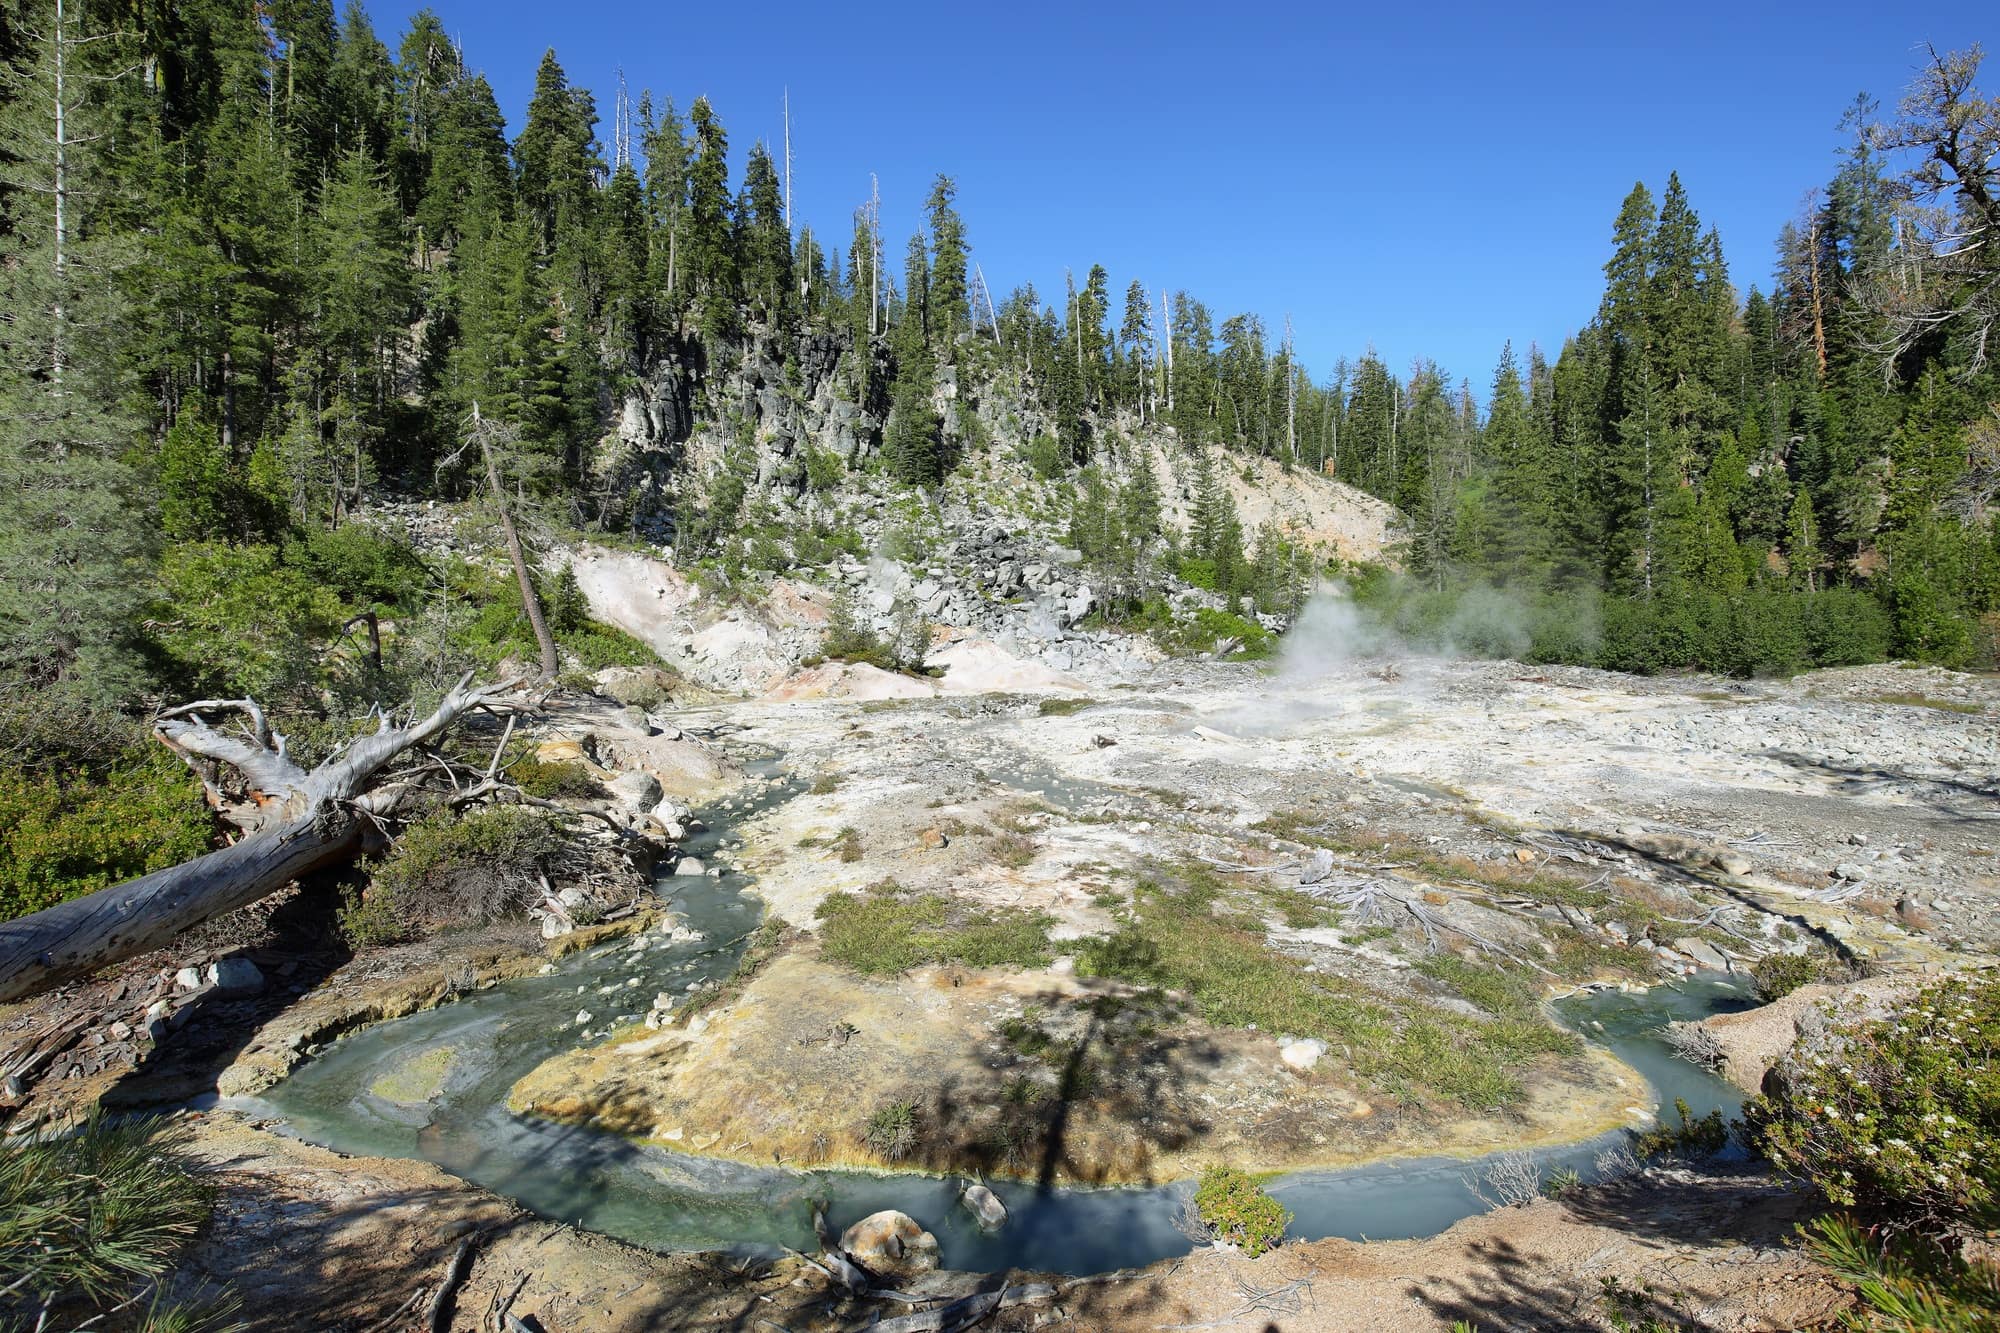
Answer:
[[1, 2, 1997, 901]]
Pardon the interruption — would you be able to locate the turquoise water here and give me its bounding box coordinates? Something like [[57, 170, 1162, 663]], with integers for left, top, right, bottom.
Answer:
[[246, 761, 1754, 1275]]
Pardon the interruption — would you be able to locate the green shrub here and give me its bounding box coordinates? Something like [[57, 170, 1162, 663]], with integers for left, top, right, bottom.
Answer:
[[0, 726, 213, 922], [1633, 1097, 1727, 1159], [863, 1100, 920, 1161], [1543, 1165, 1584, 1198], [510, 757, 602, 800], [561, 621, 659, 671], [0, 1113, 215, 1312], [1747, 975, 2000, 1239], [814, 890, 1051, 975], [1024, 434, 1064, 479], [1192, 1166, 1289, 1256], [1803, 1212, 2000, 1331], [1155, 607, 1273, 659], [1750, 948, 1846, 1003], [296, 524, 429, 609], [344, 806, 567, 945]]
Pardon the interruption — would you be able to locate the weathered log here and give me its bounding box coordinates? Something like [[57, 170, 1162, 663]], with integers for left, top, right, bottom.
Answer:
[[0, 672, 516, 1005]]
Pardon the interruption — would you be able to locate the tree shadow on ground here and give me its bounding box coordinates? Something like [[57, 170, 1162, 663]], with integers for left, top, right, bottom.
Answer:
[[99, 875, 356, 1111], [1414, 1162, 1830, 1333], [1762, 749, 1999, 820], [907, 984, 1223, 1189]]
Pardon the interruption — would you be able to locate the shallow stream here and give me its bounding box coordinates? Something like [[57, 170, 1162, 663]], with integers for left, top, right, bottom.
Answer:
[[245, 757, 1754, 1276]]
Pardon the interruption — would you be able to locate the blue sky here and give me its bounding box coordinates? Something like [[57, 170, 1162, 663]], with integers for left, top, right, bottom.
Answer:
[[372, 1, 1986, 399]]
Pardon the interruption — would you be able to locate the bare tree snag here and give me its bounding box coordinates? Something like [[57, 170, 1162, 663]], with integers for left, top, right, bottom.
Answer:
[[0, 673, 517, 1004], [466, 404, 559, 682]]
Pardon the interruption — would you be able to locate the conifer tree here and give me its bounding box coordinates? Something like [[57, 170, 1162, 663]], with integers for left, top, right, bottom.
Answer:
[[513, 50, 599, 255], [0, 0, 152, 703], [885, 234, 939, 486], [924, 174, 967, 349], [683, 96, 735, 336]]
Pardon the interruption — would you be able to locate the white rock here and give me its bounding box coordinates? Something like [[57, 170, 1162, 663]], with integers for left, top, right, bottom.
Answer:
[[1279, 1038, 1328, 1072], [574, 1010, 593, 1026], [672, 856, 706, 877], [174, 966, 204, 991], [206, 958, 264, 995]]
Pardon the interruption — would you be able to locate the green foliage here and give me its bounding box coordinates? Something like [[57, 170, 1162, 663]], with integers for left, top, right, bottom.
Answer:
[[509, 757, 601, 800], [1543, 1165, 1584, 1197], [814, 888, 1051, 975], [1633, 1096, 1728, 1158], [863, 1099, 920, 1162], [1192, 1165, 1290, 1257], [344, 805, 566, 945], [296, 524, 429, 609], [153, 542, 347, 700], [0, 1113, 215, 1312], [1803, 1212, 2000, 1331], [1748, 975, 2000, 1239], [1750, 948, 1847, 1002], [1152, 607, 1273, 660], [0, 706, 213, 921]]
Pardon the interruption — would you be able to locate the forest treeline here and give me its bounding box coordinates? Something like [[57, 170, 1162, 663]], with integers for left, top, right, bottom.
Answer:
[[1, 4, 1997, 734]]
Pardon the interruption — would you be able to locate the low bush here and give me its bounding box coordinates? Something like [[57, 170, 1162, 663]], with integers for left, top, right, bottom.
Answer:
[[295, 523, 429, 610], [1803, 1212, 2000, 1331], [1750, 947, 1848, 1003], [0, 709, 213, 921], [152, 541, 347, 700], [1633, 1097, 1728, 1159], [1747, 974, 2000, 1240], [1154, 607, 1273, 660], [863, 1100, 920, 1162], [509, 757, 602, 800], [342, 805, 567, 945], [1192, 1166, 1289, 1257], [815, 889, 1051, 975]]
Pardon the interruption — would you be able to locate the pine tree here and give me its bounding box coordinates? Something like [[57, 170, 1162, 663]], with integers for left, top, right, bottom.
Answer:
[[924, 174, 967, 349], [0, 0, 152, 702], [513, 50, 599, 254], [306, 143, 411, 515], [739, 143, 792, 324], [884, 234, 940, 486], [683, 96, 735, 336]]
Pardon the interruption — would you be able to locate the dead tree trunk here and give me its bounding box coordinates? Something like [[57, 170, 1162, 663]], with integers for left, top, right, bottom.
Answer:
[[0, 673, 516, 1004], [472, 404, 560, 682]]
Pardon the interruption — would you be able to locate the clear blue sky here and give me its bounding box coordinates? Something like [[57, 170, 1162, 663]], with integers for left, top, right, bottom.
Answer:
[[372, 0, 1985, 399]]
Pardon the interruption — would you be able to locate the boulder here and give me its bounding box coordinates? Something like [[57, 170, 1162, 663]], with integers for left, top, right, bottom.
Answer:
[[173, 966, 204, 992], [206, 958, 264, 996], [960, 1183, 1008, 1229], [598, 733, 733, 799], [671, 856, 706, 877], [536, 736, 597, 767], [1673, 937, 1730, 971], [1834, 862, 1871, 883], [605, 769, 664, 813], [1691, 974, 1920, 1092], [838, 1210, 939, 1275]]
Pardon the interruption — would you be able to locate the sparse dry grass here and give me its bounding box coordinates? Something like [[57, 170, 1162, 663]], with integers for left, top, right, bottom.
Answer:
[[1864, 692, 1983, 715]]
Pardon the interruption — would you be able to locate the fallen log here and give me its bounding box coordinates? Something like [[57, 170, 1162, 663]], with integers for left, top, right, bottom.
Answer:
[[0, 672, 517, 1004]]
